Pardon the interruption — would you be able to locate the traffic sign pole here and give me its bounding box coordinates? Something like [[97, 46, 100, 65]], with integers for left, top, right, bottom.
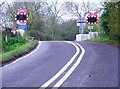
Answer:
[[79, 22, 84, 34], [88, 25, 94, 38], [15, 8, 28, 36], [89, 25, 92, 39], [77, 17, 86, 34], [86, 12, 98, 38]]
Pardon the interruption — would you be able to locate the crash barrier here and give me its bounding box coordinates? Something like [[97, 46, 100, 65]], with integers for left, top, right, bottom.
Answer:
[[76, 32, 99, 41]]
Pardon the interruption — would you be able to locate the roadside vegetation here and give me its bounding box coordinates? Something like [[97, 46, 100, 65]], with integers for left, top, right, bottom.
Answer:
[[1, 40, 37, 64], [87, 36, 120, 48], [87, 2, 120, 48], [0, 32, 38, 65]]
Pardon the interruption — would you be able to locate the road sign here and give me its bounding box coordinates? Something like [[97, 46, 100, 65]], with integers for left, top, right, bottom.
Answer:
[[86, 12, 98, 24], [18, 22, 26, 25], [15, 8, 28, 23], [88, 17, 97, 22], [77, 23, 81, 26], [88, 26, 93, 29], [77, 19, 86, 23], [18, 24, 27, 30], [76, 17, 85, 34], [76, 18, 86, 27]]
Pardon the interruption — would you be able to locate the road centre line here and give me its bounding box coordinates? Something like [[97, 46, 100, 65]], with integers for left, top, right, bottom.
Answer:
[[40, 41, 80, 88], [53, 43, 85, 88], [1, 41, 41, 69]]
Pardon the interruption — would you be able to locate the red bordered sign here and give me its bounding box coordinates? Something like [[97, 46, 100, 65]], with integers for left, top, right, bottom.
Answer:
[[15, 8, 28, 23], [86, 12, 98, 24]]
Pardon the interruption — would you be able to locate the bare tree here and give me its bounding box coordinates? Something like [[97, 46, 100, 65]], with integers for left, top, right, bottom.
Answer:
[[0, 2, 5, 7], [0, 2, 11, 29], [45, 0, 65, 22], [63, 1, 91, 18], [63, 2, 81, 17], [81, 0, 92, 17], [95, 0, 105, 13], [44, 0, 65, 38], [63, 0, 105, 18]]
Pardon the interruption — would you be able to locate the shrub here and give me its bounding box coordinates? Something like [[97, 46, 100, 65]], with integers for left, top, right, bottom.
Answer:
[[2, 36, 27, 52], [100, 2, 120, 42], [1, 40, 38, 63]]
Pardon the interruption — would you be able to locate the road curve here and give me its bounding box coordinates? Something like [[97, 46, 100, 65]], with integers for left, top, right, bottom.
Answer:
[[1, 41, 118, 88], [2, 41, 80, 87], [61, 41, 118, 87]]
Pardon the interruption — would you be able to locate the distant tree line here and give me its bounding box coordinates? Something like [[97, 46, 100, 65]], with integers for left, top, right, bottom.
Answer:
[[1, 1, 105, 41], [1, 2, 79, 41]]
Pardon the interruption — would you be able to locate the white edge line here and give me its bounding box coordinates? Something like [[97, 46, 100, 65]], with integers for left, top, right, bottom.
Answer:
[[40, 41, 80, 88], [1, 41, 41, 69], [53, 43, 85, 87]]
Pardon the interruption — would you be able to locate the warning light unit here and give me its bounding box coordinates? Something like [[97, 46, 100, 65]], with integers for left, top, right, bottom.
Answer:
[[15, 8, 28, 23], [86, 12, 98, 24]]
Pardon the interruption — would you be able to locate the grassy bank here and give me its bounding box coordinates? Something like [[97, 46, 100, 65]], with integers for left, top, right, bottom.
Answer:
[[0, 40, 38, 65], [86, 36, 120, 48]]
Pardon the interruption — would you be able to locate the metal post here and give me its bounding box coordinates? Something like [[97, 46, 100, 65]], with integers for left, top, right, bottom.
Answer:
[[81, 22, 82, 34], [77, 17, 85, 34], [5, 36, 7, 42], [81, 25, 84, 34], [80, 21, 84, 34], [82, 23, 84, 34], [89, 24, 92, 39], [79, 22, 83, 34], [90, 28, 92, 39], [79, 26, 81, 34]]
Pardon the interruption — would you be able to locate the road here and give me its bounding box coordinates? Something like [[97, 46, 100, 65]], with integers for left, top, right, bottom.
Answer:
[[1, 41, 118, 89]]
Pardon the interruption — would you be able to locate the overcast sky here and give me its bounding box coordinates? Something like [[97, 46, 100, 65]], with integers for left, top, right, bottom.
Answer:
[[0, 0, 119, 4], [0, 0, 103, 3]]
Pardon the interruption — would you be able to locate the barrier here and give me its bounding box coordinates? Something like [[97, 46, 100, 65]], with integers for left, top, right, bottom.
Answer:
[[76, 32, 99, 41]]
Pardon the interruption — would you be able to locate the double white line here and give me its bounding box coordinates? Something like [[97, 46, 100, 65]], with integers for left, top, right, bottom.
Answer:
[[40, 41, 85, 88]]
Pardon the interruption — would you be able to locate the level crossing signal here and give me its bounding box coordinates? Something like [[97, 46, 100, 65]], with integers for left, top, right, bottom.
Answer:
[[15, 8, 28, 23], [86, 12, 98, 24], [17, 14, 27, 20]]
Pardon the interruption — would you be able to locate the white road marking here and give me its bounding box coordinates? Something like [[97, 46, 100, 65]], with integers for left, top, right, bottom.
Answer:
[[53, 43, 85, 88], [40, 41, 80, 88], [1, 41, 41, 69]]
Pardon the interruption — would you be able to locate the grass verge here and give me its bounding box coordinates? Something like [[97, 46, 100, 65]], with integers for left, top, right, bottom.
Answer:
[[86, 36, 120, 48], [0, 40, 38, 66]]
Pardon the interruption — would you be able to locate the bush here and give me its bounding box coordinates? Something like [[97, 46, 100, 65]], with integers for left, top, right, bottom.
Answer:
[[29, 30, 53, 41], [100, 2, 120, 42], [2, 36, 27, 52], [1, 40, 38, 63], [41, 33, 53, 41]]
